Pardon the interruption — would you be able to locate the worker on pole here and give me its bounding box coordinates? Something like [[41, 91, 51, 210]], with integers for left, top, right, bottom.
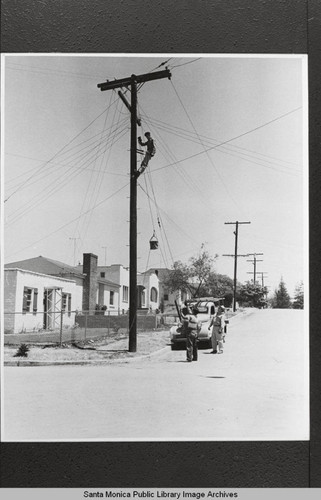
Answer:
[[136, 132, 156, 177]]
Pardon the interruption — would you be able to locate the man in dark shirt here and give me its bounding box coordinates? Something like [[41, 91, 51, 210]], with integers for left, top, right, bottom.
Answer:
[[183, 306, 201, 362], [136, 132, 155, 177]]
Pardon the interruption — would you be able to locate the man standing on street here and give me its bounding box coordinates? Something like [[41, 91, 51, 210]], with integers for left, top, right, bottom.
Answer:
[[208, 305, 225, 354], [183, 306, 201, 362]]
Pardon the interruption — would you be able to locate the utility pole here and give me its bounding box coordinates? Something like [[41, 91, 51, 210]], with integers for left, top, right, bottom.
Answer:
[[97, 68, 171, 352], [69, 237, 79, 266], [223, 220, 251, 312], [256, 271, 268, 288], [246, 253, 263, 283], [102, 246, 107, 266]]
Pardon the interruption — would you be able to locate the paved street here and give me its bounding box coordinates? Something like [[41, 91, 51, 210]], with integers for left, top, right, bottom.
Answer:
[[3, 309, 308, 441]]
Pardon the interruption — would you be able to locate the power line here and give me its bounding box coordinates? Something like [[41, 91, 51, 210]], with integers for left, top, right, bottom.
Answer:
[[170, 58, 202, 69], [170, 80, 243, 211], [76, 91, 119, 243], [6, 124, 128, 225], [145, 114, 301, 169], [5, 182, 129, 260], [138, 106, 211, 207], [6, 62, 108, 80], [5, 120, 128, 196], [6, 127, 128, 224], [151, 106, 302, 174], [4, 97, 120, 203]]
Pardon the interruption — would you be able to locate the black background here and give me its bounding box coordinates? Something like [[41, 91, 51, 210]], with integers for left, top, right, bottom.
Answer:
[[1, 0, 321, 488]]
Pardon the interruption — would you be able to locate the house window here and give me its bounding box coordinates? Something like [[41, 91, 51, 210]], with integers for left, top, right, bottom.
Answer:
[[110, 291, 114, 305], [150, 287, 158, 303], [100, 272, 105, 278], [62, 293, 67, 312], [68, 294, 72, 317], [123, 286, 129, 302], [62, 293, 72, 317], [164, 293, 169, 301], [23, 287, 38, 313]]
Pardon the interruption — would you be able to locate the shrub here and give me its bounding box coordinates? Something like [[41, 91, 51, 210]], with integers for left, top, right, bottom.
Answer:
[[14, 343, 30, 357]]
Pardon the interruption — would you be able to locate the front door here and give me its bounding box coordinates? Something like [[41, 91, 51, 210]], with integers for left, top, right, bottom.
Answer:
[[43, 288, 62, 329]]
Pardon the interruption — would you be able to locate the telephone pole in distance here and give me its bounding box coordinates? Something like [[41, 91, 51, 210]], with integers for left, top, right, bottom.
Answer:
[[102, 246, 108, 266], [255, 271, 268, 288], [223, 220, 251, 312], [69, 237, 79, 266], [97, 68, 171, 352], [246, 253, 263, 283]]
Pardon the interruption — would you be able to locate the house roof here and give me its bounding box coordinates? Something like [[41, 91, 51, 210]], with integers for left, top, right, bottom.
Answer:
[[5, 256, 121, 289], [144, 268, 171, 281], [4, 256, 85, 279], [97, 277, 121, 288]]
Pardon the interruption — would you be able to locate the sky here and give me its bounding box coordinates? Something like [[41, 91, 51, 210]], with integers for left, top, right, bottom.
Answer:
[[2, 54, 308, 297]]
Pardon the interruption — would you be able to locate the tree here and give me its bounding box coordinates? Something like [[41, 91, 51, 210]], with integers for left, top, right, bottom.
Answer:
[[206, 273, 235, 307], [292, 281, 304, 309], [271, 277, 292, 309], [238, 281, 268, 308], [163, 246, 218, 298]]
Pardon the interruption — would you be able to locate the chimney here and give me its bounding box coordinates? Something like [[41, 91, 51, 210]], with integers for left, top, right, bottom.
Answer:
[[82, 253, 98, 313]]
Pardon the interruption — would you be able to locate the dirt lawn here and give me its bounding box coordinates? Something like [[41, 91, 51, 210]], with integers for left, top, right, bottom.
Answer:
[[4, 329, 170, 363]]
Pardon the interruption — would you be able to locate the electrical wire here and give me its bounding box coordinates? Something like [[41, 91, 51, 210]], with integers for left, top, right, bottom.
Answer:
[[4, 97, 120, 203], [5, 117, 129, 193], [5, 182, 129, 260], [6, 124, 129, 225], [138, 105, 214, 210], [170, 58, 202, 69], [73, 90, 117, 243], [5, 124, 128, 223], [170, 79, 245, 212], [144, 115, 302, 174], [6, 61, 109, 81], [150, 106, 303, 174]]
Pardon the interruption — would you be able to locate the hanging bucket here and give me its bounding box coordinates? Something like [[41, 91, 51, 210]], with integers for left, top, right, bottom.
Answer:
[[149, 231, 158, 250]]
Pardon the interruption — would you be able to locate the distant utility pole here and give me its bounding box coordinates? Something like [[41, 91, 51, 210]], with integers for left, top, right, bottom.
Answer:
[[97, 69, 171, 352], [69, 237, 79, 266], [246, 253, 263, 283], [256, 271, 268, 288], [102, 246, 107, 266], [223, 220, 251, 312]]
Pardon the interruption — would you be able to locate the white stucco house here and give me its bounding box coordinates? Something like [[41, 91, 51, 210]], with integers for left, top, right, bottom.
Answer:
[[145, 268, 191, 312], [4, 254, 121, 332], [94, 264, 160, 313], [4, 268, 79, 334], [4, 253, 161, 334]]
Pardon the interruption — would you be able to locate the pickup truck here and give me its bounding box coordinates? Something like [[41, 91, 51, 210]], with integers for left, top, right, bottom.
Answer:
[[169, 297, 225, 350]]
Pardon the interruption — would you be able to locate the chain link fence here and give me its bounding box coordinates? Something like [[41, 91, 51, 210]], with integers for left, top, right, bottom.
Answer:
[[3, 309, 178, 345]]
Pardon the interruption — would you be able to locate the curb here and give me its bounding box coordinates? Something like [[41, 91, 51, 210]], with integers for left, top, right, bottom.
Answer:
[[4, 345, 170, 367], [4, 311, 253, 367]]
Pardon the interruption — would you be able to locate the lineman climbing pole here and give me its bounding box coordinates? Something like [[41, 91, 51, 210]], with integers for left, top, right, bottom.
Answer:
[[97, 69, 171, 352], [223, 220, 251, 312]]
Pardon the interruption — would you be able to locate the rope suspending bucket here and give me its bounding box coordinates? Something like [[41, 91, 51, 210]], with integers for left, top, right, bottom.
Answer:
[[149, 231, 158, 250]]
